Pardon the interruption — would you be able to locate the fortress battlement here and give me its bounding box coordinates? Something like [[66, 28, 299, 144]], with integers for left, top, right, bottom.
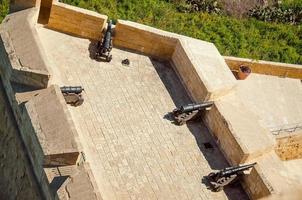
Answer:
[[1, 1, 302, 199]]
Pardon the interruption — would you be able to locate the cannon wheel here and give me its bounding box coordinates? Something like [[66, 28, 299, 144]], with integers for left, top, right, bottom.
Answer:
[[106, 54, 112, 62], [212, 186, 223, 192]]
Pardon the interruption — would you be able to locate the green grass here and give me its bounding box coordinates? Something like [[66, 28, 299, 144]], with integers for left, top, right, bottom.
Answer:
[[61, 0, 302, 64], [1, 0, 301, 64], [0, 0, 9, 23]]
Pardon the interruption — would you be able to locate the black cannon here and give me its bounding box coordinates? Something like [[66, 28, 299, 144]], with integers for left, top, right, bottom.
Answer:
[[172, 101, 213, 125], [96, 20, 113, 62], [207, 162, 257, 192], [60, 86, 84, 107]]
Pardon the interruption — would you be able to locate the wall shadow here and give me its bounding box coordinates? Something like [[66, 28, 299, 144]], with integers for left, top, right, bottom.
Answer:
[[88, 40, 98, 60], [151, 58, 249, 200]]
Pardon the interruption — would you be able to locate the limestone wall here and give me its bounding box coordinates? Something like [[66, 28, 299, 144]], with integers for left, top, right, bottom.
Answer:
[[0, 81, 58, 200], [47, 2, 107, 40], [17, 85, 82, 166], [225, 56, 302, 79], [242, 164, 273, 199], [114, 20, 178, 59], [204, 94, 275, 165], [203, 104, 246, 164], [275, 132, 302, 160], [171, 41, 208, 101], [0, 80, 42, 200], [0, 8, 51, 88]]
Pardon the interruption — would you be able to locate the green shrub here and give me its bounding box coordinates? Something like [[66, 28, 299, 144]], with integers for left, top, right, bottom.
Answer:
[[249, 5, 302, 24], [0, 0, 9, 22]]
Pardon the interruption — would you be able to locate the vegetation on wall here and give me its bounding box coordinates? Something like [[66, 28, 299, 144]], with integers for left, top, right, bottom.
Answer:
[[0, 0, 301, 64], [0, 0, 9, 22]]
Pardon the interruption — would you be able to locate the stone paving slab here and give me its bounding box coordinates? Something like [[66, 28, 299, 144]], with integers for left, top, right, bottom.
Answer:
[[37, 27, 248, 200]]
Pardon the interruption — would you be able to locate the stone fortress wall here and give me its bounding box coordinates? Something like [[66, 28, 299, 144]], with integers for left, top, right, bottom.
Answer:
[[0, 0, 301, 199], [0, 1, 103, 199], [0, 80, 42, 200]]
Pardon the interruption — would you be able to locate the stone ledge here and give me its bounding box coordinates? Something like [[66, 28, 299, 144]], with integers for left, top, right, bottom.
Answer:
[[225, 56, 302, 79], [0, 8, 51, 88], [204, 93, 275, 165], [45, 163, 102, 200], [21, 85, 82, 166]]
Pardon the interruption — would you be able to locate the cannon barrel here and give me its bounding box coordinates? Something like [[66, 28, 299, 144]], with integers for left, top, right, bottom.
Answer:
[[179, 101, 213, 113], [60, 86, 84, 94], [102, 20, 112, 50], [220, 162, 257, 177]]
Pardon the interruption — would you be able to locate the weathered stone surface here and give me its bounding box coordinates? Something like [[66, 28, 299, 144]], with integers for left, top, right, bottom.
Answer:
[[275, 131, 302, 160], [45, 163, 102, 200], [22, 85, 82, 166], [172, 39, 236, 101], [0, 81, 42, 200], [0, 8, 50, 88], [204, 93, 275, 165]]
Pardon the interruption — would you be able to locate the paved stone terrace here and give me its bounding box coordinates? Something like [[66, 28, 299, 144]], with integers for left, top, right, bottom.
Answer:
[[37, 27, 248, 200]]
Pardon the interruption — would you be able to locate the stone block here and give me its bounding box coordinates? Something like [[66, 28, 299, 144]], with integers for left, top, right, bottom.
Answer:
[[23, 85, 82, 166], [225, 56, 302, 79], [0, 8, 51, 88], [204, 94, 275, 165], [47, 2, 108, 40], [114, 20, 178, 59]]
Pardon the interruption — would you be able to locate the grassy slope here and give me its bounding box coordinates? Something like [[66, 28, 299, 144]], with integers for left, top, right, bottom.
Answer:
[[0, 0, 301, 64]]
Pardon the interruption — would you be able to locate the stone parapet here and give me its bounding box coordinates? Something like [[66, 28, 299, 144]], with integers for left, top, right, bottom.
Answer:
[[172, 39, 236, 101], [0, 8, 51, 88], [225, 56, 302, 79], [0, 80, 56, 200], [17, 85, 82, 166], [47, 2, 108, 40], [45, 163, 102, 200], [204, 94, 275, 165], [0, 80, 42, 200], [114, 20, 178, 59]]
